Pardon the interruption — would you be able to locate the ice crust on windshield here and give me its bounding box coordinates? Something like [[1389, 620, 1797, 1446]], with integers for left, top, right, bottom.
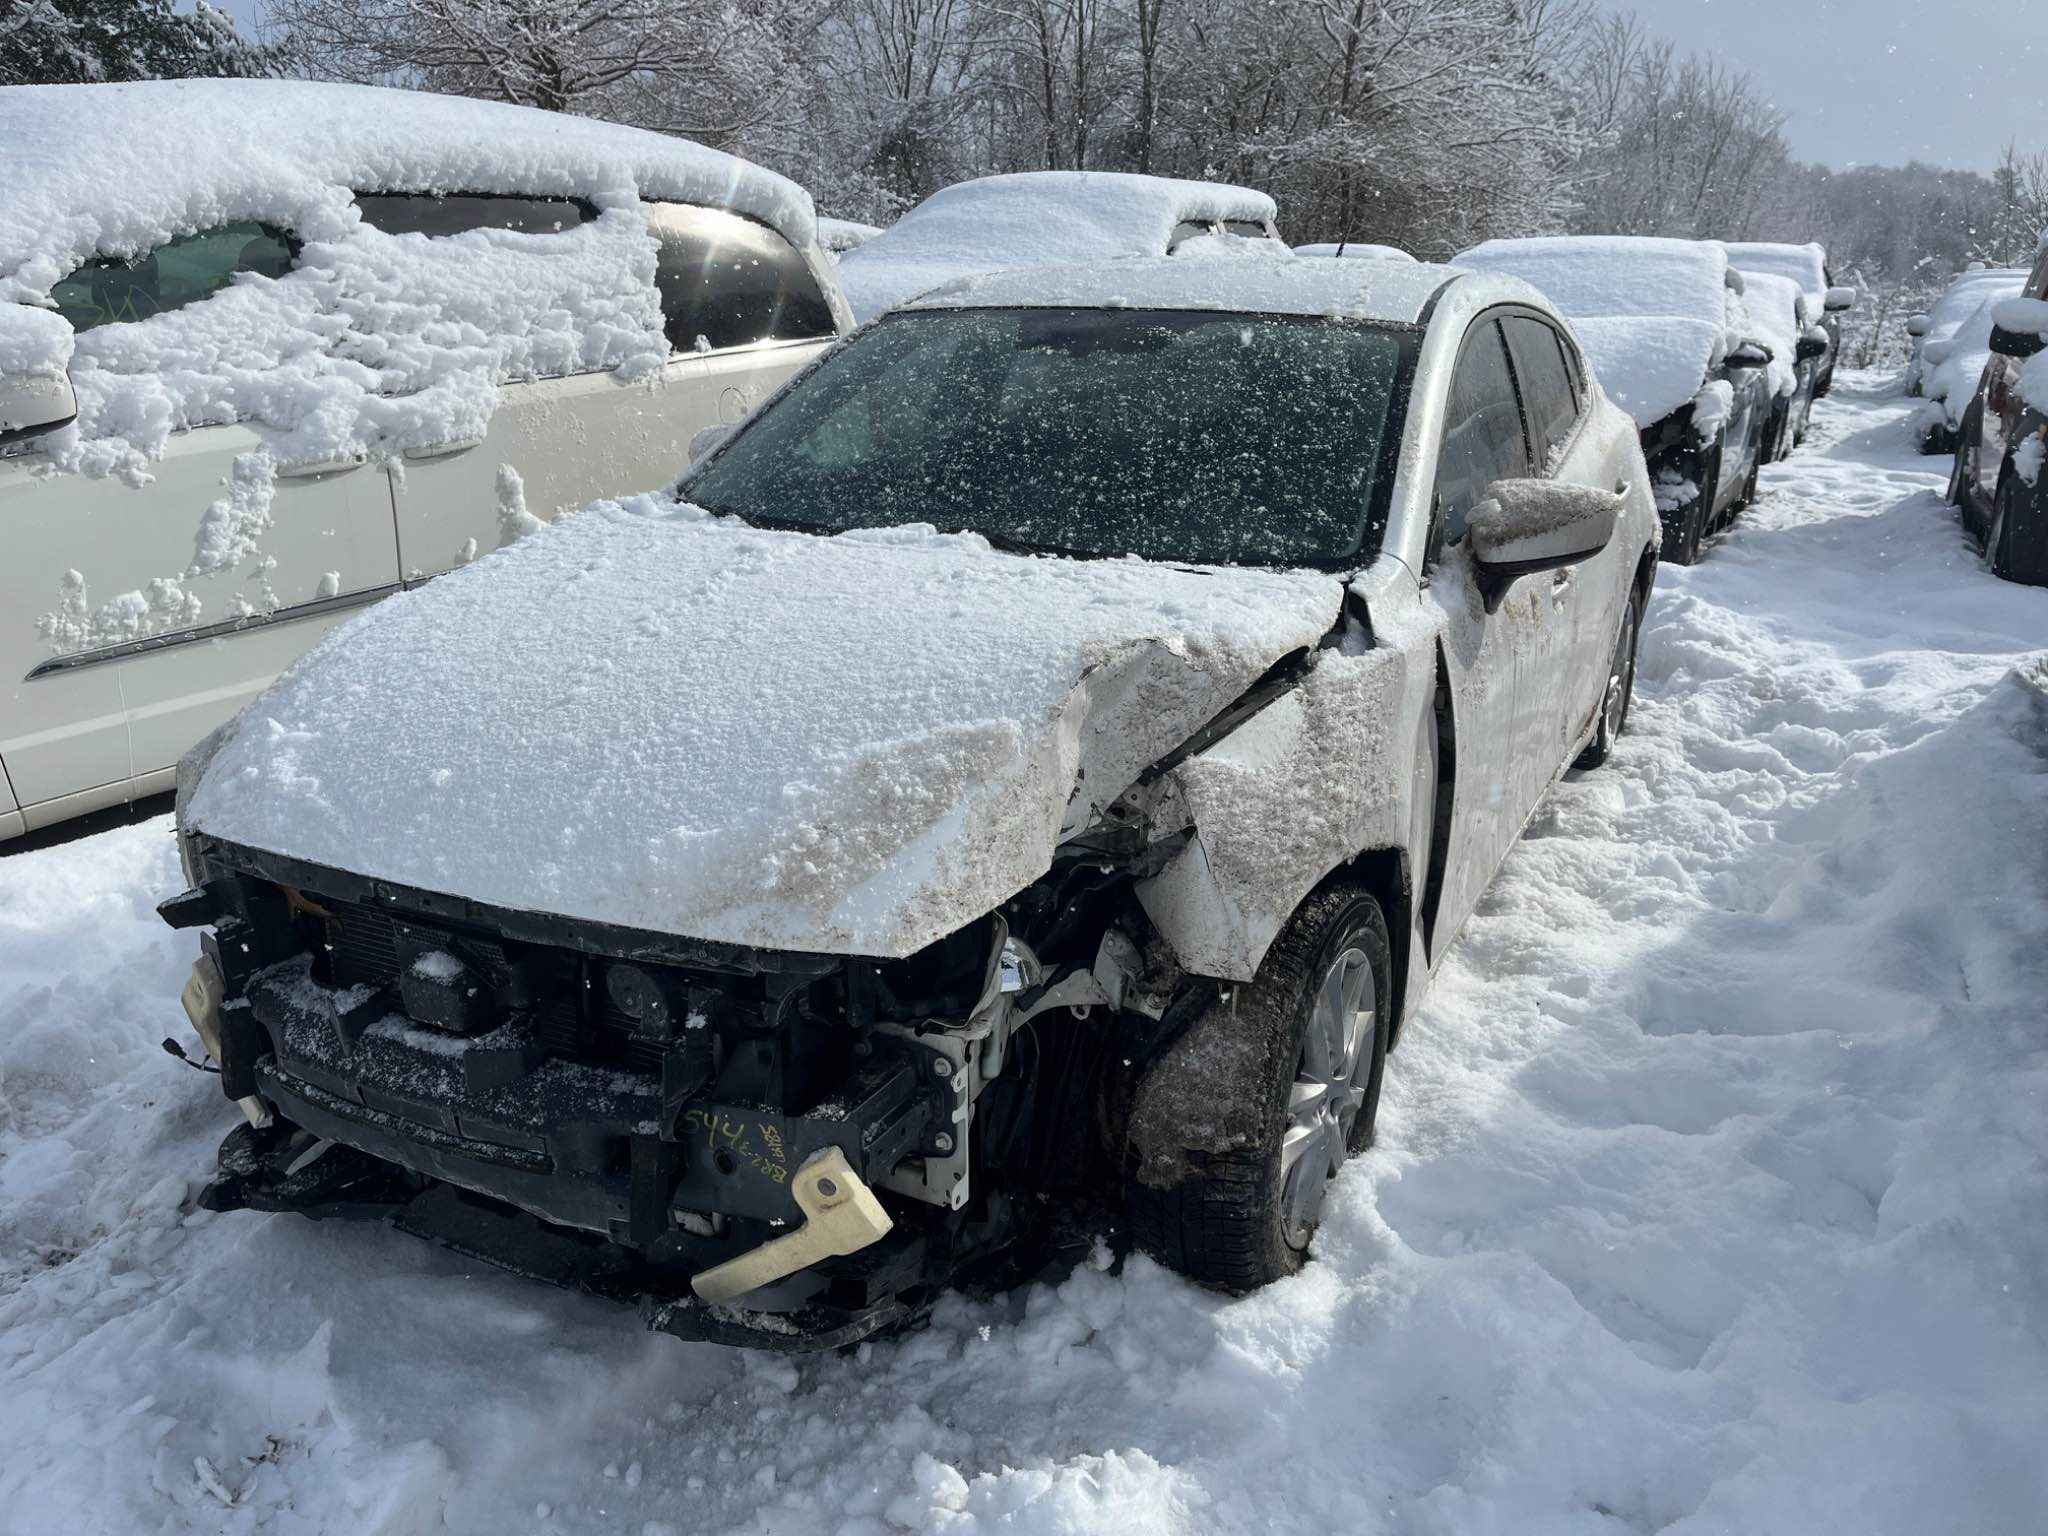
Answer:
[[0, 80, 819, 482], [836, 171, 1276, 322], [185, 503, 1344, 958]]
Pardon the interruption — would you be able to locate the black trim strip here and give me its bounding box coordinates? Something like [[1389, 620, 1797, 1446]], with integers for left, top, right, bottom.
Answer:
[[24, 582, 399, 682]]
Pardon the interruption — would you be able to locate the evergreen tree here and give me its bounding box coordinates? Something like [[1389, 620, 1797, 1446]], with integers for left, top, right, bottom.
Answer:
[[0, 0, 276, 86]]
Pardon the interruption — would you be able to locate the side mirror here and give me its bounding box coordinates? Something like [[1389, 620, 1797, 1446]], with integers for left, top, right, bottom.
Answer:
[[0, 372, 77, 447], [1905, 315, 1930, 339], [1824, 285, 1856, 313], [1468, 479, 1622, 613], [1724, 342, 1772, 371], [1989, 323, 2046, 360], [687, 423, 734, 464], [1795, 334, 1829, 362]]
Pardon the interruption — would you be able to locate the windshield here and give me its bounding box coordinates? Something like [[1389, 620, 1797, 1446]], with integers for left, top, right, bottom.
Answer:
[[681, 307, 1417, 567]]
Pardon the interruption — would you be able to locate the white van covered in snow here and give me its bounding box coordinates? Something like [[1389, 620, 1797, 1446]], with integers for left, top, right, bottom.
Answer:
[[0, 80, 851, 841]]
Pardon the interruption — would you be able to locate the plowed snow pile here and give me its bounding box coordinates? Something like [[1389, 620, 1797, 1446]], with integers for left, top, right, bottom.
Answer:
[[2, 375, 2045, 1534]]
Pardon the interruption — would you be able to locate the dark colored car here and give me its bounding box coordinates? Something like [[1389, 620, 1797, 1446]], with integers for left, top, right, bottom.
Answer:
[[1456, 236, 1776, 565], [1947, 242, 2048, 585]]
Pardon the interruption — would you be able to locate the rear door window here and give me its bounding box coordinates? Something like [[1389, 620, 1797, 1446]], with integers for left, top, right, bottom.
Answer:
[[1223, 220, 1272, 239], [49, 223, 295, 333], [355, 194, 588, 237], [646, 202, 836, 354], [1433, 318, 1533, 555], [1167, 220, 1215, 251], [1502, 316, 1582, 466]]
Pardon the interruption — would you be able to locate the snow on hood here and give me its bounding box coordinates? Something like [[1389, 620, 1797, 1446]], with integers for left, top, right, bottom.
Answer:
[[1567, 314, 1725, 427], [1293, 242, 1415, 262], [185, 503, 1343, 957], [1723, 241, 1828, 306], [1920, 296, 2006, 427], [1454, 236, 1733, 428], [836, 172, 1275, 323], [0, 81, 825, 482], [1730, 270, 1803, 399]]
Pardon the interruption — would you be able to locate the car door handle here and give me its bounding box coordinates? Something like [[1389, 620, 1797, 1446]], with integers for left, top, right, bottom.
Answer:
[[403, 436, 484, 461], [276, 454, 368, 478]]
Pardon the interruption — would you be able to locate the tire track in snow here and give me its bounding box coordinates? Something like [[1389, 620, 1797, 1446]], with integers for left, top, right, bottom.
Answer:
[[2, 375, 2046, 1535]]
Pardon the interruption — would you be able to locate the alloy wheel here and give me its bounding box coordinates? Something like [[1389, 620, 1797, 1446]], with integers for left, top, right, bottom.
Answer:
[[1279, 946, 1377, 1249]]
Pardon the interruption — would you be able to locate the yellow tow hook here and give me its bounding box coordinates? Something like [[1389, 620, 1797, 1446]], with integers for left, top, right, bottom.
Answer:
[[689, 1147, 892, 1306]]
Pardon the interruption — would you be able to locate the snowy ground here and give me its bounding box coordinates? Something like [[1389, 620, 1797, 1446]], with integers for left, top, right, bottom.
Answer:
[[3, 373, 2045, 1535]]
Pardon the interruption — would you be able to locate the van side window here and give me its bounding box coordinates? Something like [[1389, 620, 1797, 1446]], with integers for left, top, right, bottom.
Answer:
[[1502, 316, 1581, 467], [354, 194, 588, 238], [646, 203, 837, 354], [1431, 318, 1533, 561], [49, 223, 295, 334]]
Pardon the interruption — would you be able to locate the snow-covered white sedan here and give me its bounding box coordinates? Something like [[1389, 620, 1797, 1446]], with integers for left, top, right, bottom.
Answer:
[[1905, 263, 2028, 400], [1456, 236, 1776, 565], [0, 81, 850, 843], [164, 258, 1659, 1350], [835, 171, 1284, 323]]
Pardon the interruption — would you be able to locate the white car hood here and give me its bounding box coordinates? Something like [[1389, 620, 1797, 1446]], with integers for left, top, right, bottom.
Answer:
[[186, 502, 1344, 957]]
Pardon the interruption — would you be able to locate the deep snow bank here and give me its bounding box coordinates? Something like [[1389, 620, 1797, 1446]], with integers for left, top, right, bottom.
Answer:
[[3, 376, 2047, 1534]]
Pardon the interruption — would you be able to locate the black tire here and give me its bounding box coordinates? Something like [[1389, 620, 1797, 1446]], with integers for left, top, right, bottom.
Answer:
[[1985, 472, 2048, 585], [1575, 592, 1640, 769], [1660, 441, 1718, 565], [1126, 885, 1392, 1293], [1735, 437, 1762, 515], [1987, 477, 2016, 575]]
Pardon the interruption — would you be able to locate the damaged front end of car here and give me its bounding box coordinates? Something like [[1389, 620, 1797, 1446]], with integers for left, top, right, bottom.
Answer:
[[161, 812, 1200, 1351]]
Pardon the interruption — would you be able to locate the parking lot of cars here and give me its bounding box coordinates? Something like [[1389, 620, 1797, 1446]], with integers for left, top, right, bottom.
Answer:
[[48, 81, 2048, 1380]]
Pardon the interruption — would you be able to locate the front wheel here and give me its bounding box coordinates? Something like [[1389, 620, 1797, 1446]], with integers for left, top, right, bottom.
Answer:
[[1660, 441, 1719, 565], [1576, 593, 1640, 769], [1125, 885, 1392, 1292]]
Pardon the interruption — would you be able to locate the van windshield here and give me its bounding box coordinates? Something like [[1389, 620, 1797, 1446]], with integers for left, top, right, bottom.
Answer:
[[681, 307, 1416, 568]]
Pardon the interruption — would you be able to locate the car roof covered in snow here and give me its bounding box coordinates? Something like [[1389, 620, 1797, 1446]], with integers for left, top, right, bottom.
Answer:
[[1454, 235, 1736, 428], [1724, 241, 1829, 303], [1924, 265, 2029, 342], [899, 254, 1457, 324], [0, 79, 818, 296], [836, 171, 1277, 322]]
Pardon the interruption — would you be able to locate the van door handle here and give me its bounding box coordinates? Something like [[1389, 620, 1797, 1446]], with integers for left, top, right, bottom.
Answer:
[[403, 436, 484, 461], [277, 454, 367, 478]]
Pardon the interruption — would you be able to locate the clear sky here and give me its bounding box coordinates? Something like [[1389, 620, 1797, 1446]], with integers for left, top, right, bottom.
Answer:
[[208, 0, 2044, 173], [1618, 0, 2045, 171]]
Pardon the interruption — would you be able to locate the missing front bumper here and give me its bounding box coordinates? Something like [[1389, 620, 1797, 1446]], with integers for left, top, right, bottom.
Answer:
[[201, 1120, 928, 1352]]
